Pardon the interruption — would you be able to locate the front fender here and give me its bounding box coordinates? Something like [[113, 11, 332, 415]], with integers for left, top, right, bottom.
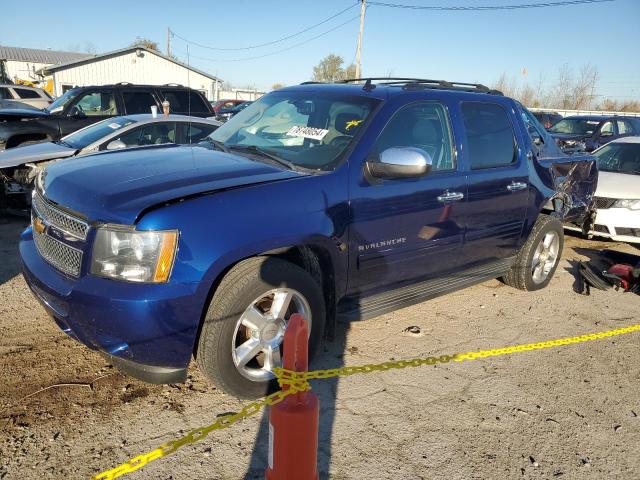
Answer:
[[136, 169, 349, 327]]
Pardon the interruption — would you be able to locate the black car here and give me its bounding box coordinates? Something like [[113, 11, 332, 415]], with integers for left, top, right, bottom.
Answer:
[[549, 115, 640, 154], [214, 101, 253, 122], [0, 84, 214, 151], [531, 111, 563, 130]]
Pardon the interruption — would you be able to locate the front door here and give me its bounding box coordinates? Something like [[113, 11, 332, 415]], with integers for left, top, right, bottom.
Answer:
[[60, 89, 120, 136], [458, 101, 530, 266], [348, 100, 466, 295]]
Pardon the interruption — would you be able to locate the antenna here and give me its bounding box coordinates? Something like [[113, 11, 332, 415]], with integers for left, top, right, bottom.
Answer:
[[186, 44, 192, 146]]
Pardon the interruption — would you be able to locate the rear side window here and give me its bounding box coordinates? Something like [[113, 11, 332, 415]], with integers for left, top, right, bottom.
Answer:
[[374, 102, 455, 171], [123, 91, 157, 114], [461, 102, 516, 169], [15, 88, 42, 99], [160, 90, 209, 114], [184, 123, 217, 143], [0, 87, 11, 99], [617, 120, 635, 135]]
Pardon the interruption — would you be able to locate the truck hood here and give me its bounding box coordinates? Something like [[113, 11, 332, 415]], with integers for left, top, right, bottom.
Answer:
[[41, 146, 304, 225], [595, 170, 640, 200], [0, 141, 76, 169], [0, 106, 50, 120]]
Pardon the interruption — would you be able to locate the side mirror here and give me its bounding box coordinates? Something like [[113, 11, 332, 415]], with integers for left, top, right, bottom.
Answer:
[[106, 139, 127, 150], [68, 106, 86, 118], [366, 147, 433, 179]]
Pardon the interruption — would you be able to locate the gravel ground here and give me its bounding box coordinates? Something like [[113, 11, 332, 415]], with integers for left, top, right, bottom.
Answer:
[[1, 217, 639, 480]]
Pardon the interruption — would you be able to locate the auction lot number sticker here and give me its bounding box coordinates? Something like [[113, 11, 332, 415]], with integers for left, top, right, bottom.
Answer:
[[286, 125, 329, 141]]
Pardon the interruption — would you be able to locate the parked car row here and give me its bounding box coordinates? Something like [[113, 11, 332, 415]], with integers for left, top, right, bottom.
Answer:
[[16, 77, 599, 398]]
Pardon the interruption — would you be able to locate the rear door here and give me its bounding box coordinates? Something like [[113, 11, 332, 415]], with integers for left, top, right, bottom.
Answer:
[[458, 101, 530, 266]]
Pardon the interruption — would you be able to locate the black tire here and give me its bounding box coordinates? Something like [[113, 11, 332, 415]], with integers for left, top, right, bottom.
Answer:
[[502, 215, 564, 291], [196, 256, 325, 399]]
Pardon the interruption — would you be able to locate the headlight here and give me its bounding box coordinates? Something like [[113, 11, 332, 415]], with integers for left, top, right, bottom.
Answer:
[[91, 226, 178, 283], [612, 199, 640, 210]]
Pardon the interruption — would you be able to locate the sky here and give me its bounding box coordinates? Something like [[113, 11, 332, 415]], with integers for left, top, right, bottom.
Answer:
[[1, 0, 639, 101]]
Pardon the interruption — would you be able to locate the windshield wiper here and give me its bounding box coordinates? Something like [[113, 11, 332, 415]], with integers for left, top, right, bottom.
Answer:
[[225, 144, 298, 171], [202, 137, 229, 152]]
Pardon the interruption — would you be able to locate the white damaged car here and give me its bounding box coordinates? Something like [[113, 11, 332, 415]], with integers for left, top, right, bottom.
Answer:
[[587, 137, 640, 243]]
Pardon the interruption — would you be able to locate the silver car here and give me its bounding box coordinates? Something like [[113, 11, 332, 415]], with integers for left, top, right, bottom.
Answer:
[[0, 114, 221, 203], [0, 84, 53, 109]]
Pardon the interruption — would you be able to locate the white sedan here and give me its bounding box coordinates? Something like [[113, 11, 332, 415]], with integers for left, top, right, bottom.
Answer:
[[587, 136, 640, 243]]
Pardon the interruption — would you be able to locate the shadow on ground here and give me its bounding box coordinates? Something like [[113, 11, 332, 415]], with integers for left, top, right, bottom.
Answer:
[[0, 217, 28, 286]]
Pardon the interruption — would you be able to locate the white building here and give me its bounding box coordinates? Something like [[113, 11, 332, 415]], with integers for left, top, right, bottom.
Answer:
[[0, 45, 89, 91], [42, 46, 222, 100]]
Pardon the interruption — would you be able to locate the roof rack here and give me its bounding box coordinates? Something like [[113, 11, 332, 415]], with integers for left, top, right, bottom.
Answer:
[[332, 77, 503, 95]]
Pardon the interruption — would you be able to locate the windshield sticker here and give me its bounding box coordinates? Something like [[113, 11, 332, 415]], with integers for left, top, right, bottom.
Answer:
[[108, 123, 123, 129], [286, 126, 329, 141]]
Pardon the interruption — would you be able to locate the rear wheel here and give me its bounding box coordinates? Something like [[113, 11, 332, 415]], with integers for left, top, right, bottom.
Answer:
[[502, 215, 564, 291], [196, 256, 325, 398]]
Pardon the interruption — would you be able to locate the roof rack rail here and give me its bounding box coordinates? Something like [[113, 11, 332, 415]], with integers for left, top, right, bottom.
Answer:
[[334, 77, 503, 95], [299, 81, 325, 85]]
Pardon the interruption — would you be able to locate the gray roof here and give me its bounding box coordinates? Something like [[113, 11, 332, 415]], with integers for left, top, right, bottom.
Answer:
[[0, 45, 90, 65], [42, 46, 221, 82]]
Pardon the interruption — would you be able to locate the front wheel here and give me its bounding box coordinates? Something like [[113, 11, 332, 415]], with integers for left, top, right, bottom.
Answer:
[[196, 256, 325, 398], [502, 215, 564, 291]]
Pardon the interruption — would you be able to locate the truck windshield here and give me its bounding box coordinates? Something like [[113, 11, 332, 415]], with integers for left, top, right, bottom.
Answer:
[[207, 91, 379, 171], [62, 117, 137, 149], [549, 118, 600, 135], [46, 89, 78, 114], [595, 142, 640, 175]]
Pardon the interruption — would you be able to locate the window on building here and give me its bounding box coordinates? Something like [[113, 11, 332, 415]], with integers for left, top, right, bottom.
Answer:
[[461, 102, 517, 169], [374, 102, 455, 172], [123, 91, 157, 115], [14, 88, 41, 99], [159, 90, 209, 114]]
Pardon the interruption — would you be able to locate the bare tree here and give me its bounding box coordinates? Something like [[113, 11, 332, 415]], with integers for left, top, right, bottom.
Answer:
[[271, 83, 285, 90], [492, 73, 518, 98]]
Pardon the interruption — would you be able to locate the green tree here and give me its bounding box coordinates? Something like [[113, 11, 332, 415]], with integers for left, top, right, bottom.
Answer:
[[312, 54, 349, 82], [130, 38, 159, 51]]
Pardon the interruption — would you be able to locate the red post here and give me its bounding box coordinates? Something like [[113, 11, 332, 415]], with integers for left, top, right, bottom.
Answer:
[[265, 313, 319, 480]]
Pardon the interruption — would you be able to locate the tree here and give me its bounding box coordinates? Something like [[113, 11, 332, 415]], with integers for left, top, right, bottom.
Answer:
[[312, 54, 349, 82], [271, 83, 285, 90], [344, 64, 357, 80], [131, 38, 159, 51]]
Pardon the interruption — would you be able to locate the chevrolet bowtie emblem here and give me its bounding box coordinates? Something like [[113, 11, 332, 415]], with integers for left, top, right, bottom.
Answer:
[[33, 216, 46, 235]]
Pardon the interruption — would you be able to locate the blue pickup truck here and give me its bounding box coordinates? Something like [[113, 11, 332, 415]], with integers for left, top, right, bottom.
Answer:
[[19, 78, 597, 398]]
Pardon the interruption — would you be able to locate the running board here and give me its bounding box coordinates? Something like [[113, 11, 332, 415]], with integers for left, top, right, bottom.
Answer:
[[338, 258, 514, 322]]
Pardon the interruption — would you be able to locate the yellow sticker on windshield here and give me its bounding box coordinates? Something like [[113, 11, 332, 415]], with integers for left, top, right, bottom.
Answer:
[[345, 119, 364, 131]]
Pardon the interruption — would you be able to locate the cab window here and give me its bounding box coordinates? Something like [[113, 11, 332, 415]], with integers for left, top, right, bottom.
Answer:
[[461, 102, 516, 169], [373, 102, 455, 171]]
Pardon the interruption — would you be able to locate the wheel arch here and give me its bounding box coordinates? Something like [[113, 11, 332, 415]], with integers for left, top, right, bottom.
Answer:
[[192, 241, 339, 359]]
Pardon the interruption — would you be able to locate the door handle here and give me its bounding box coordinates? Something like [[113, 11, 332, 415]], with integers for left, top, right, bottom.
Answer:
[[507, 181, 528, 192], [437, 191, 465, 203]]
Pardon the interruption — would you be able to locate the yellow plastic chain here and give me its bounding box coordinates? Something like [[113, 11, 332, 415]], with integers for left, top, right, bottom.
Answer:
[[93, 323, 640, 480]]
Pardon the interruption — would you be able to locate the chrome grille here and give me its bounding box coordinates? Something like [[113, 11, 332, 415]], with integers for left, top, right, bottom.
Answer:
[[33, 225, 83, 277], [593, 197, 617, 210], [33, 191, 89, 240]]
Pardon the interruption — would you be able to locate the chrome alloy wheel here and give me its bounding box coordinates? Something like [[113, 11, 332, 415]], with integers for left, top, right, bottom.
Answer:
[[231, 288, 311, 381], [531, 231, 560, 284]]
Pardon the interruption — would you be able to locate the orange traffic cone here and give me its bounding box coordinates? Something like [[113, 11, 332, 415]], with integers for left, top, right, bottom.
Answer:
[[265, 313, 319, 480]]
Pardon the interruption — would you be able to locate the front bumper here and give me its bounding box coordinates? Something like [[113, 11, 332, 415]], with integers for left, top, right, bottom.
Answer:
[[19, 226, 204, 383], [584, 207, 640, 243]]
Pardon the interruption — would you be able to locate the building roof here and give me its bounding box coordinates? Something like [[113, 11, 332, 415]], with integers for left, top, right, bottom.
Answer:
[[41, 46, 221, 82], [0, 45, 90, 65]]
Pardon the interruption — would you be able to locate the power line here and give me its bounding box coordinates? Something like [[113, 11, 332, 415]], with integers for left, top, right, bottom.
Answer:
[[171, 3, 358, 51], [367, 0, 614, 11], [175, 15, 360, 63]]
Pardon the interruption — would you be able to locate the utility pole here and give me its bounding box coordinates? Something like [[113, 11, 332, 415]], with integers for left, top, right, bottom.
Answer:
[[167, 27, 172, 58], [355, 0, 366, 79]]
